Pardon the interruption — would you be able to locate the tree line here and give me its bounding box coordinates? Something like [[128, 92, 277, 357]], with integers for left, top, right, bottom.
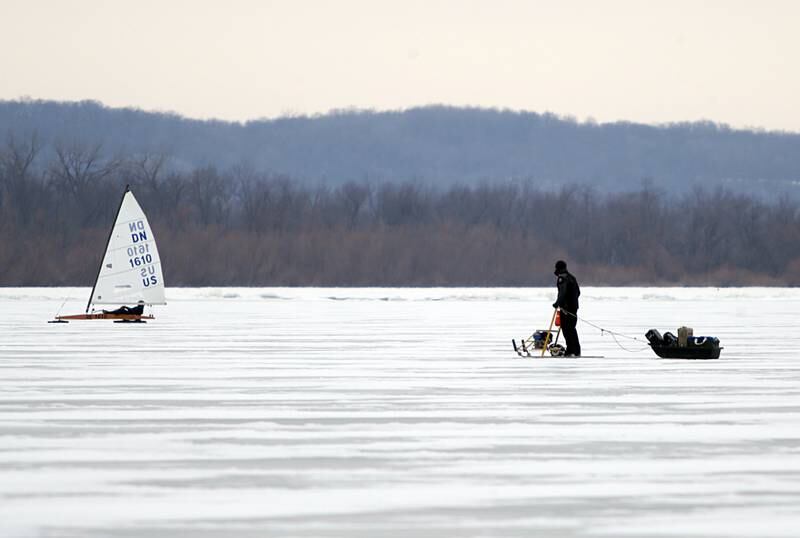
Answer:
[[1, 135, 799, 287]]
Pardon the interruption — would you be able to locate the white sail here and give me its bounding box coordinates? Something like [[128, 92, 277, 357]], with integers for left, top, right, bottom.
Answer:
[[88, 188, 166, 309]]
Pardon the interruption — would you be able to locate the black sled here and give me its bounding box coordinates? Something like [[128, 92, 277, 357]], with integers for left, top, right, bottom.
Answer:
[[645, 328, 722, 360]]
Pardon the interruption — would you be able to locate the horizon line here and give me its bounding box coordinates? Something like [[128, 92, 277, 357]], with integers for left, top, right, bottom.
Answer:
[[4, 96, 797, 136]]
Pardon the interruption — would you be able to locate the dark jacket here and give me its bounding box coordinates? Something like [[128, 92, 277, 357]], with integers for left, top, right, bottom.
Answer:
[[554, 271, 580, 314], [104, 304, 144, 316]]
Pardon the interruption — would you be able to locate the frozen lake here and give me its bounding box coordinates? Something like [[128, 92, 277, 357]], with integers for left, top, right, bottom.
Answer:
[[1, 287, 800, 537]]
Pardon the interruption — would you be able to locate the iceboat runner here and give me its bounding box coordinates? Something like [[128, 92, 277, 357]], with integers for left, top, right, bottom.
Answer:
[[52, 185, 166, 323]]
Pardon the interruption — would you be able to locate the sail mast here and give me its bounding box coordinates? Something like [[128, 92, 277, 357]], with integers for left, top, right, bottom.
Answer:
[[86, 184, 130, 313]]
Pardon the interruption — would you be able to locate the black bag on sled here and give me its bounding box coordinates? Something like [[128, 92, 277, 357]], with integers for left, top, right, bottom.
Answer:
[[645, 328, 721, 360]]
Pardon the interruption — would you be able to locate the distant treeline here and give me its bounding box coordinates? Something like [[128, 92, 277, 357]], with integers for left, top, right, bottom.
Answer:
[[2, 99, 800, 196], [1, 135, 799, 287]]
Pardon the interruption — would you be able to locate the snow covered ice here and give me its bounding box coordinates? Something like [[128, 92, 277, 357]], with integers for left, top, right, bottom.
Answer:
[[1, 287, 800, 537]]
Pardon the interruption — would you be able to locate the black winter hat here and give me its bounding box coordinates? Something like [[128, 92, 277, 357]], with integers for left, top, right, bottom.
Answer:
[[554, 260, 567, 275]]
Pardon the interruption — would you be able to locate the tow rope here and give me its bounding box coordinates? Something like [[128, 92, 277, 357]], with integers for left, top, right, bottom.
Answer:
[[559, 308, 651, 353]]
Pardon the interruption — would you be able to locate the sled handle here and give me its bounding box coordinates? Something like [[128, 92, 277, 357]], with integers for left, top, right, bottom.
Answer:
[[541, 308, 558, 357]]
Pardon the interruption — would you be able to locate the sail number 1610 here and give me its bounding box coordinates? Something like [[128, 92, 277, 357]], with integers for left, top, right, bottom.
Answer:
[[129, 254, 153, 267]]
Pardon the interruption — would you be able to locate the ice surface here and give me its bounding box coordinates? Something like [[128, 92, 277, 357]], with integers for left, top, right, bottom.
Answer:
[[1, 287, 799, 537]]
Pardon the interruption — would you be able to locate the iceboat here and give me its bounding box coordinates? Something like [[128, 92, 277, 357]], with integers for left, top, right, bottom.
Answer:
[[52, 185, 166, 323]]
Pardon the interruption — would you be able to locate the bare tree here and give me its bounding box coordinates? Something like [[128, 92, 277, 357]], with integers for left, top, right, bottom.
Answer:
[[0, 132, 42, 227], [125, 152, 173, 218], [188, 166, 230, 227], [48, 141, 122, 226], [335, 181, 372, 229], [235, 166, 271, 234]]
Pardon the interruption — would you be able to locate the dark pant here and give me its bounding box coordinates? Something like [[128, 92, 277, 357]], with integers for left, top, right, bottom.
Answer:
[[560, 310, 581, 356]]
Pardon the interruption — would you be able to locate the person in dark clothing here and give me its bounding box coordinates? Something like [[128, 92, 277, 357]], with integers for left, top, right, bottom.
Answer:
[[103, 303, 144, 316], [552, 260, 581, 357]]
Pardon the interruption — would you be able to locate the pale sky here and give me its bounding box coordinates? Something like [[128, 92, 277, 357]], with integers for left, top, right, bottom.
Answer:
[[2, 0, 799, 131]]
